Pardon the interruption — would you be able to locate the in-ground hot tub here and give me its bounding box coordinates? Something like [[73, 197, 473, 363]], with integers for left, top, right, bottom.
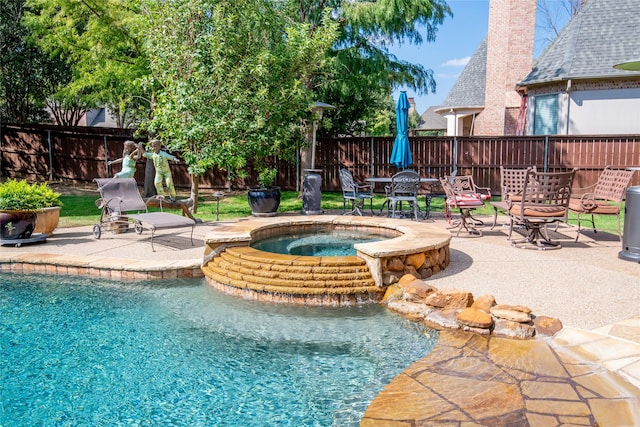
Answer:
[[201, 215, 451, 306]]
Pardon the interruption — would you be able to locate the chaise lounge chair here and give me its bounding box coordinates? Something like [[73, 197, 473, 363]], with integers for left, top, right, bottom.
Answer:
[[93, 178, 196, 251]]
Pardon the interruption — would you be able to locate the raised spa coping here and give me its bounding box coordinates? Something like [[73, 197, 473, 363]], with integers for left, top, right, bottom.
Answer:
[[202, 215, 452, 289]]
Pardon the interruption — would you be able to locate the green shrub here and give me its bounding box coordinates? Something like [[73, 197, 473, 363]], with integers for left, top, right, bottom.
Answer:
[[0, 179, 63, 210]]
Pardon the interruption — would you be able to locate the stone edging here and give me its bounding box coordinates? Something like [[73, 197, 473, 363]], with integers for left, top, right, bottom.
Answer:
[[0, 252, 203, 281], [382, 273, 563, 340]]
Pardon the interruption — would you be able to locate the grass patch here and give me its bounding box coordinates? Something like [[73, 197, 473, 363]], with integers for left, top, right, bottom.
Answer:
[[56, 190, 625, 235]]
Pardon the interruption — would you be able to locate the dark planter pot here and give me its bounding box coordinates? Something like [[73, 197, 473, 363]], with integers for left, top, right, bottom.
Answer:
[[247, 187, 281, 217], [0, 210, 37, 240]]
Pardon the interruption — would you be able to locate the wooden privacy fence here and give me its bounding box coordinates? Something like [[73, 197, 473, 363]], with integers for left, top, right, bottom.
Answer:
[[2, 124, 640, 194]]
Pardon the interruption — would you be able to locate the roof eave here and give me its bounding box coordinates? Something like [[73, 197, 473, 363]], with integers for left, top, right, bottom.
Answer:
[[434, 106, 484, 114]]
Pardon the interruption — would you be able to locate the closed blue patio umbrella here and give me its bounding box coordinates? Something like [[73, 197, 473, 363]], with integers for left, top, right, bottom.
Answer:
[[390, 91, 412, 169]]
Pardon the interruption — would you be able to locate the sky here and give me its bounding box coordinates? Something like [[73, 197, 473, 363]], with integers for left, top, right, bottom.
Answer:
[[389, 0, 571, 115]]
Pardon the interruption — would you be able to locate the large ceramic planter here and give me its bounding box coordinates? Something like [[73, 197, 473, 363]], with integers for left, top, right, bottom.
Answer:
[[247, 187, 281, 217], [34, 206, 61, 235], [0, 210, 37, 240]]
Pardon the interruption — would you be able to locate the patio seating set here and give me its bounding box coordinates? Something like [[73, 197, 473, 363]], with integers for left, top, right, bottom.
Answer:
[[340, 166, 636, 251], [339, 168, 429, 220]]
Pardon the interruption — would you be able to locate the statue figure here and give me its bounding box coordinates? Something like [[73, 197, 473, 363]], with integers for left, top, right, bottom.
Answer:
[[142, 139, 179, 200], [108, 140, 144, 178]]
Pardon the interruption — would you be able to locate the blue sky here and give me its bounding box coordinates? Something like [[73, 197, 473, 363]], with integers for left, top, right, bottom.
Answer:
[[389, 0, 570, 115]]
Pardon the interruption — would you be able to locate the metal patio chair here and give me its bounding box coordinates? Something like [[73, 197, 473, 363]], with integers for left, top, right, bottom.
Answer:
[[385, 170, 421, 221], [509, 168, 576, 250], [339, 168, 374, 216], [490, 166, 536, 238], [567, 167, 635, 241], [440, 175, 490, 237]]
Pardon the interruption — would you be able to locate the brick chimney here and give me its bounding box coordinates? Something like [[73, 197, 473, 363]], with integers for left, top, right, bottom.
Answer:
[[473, 0, 536, 135]]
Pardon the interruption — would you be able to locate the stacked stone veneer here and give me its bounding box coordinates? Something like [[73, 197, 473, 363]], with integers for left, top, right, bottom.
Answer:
[[383, 274, 563, 340]]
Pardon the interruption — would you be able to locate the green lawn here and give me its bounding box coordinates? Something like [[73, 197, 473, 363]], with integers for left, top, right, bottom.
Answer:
[[58, 191, 625, 235]]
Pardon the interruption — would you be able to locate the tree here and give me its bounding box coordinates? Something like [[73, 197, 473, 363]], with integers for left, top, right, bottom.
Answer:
[[25, 0, 153, 128], [537, 0, 586, 46], [294, 0, 452, 138], [141, 0, 339, 199], [0, 0, 59, 123]]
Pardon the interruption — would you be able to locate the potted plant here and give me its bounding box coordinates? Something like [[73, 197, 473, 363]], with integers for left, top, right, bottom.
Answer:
[[247, 167, 281, 217], [0, 179, 63, 239]]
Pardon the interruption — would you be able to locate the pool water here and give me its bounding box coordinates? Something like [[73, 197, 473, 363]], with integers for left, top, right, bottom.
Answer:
[[251, 230, 389, 256], [0, 274, 437, 426]]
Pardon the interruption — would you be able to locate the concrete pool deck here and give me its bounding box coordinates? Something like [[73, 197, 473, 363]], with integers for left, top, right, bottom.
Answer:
[[1, 214, 639, 425]]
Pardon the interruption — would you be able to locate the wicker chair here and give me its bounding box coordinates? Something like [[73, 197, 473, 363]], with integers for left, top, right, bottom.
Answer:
[[339, 168, 374, 216], [440, 175, 491, 237], [509, 168, 576, 250], [490, 166, 536, 238], [567, 167, 635, 241]]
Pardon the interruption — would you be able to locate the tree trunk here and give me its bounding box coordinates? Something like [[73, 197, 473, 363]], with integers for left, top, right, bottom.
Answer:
[[190, 176, 199, 214]]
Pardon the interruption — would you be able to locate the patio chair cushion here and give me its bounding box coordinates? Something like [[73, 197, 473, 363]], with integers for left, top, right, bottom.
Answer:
[[509, 205, 566, 217], [448, 193, 485, 208], [568, 198, 619, 215]]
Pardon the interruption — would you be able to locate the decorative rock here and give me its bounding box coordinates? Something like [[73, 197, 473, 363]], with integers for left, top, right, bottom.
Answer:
[[471, 294, 496, 313], [533, 316, 563, 337], [387, 300, 429, 321], [460, 324, 491, 335], [493, 304, 532, 314], [399, 279, 437, 302], [424, 289, 474, 309], [417, 266, 433, 279], [405, 252, 426, 269], [402, 266, 420, 279], [423, 309, 460, 330], [493, 319, 536, 339], [380, 284, 403, 304], [387, 257, 405, 272], [491, 308, 532, 323], [397, 273, 419, 286], [382, 271, 402, 286], [456, 307, 493, 329]]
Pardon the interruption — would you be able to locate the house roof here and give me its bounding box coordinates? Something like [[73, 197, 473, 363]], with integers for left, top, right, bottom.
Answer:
[[438, 35, 487, 110], [519, 0, 640, 87], [416, 106, 447, 131]]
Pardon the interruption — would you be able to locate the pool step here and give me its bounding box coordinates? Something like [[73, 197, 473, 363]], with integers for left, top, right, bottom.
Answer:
[[202, 246, 381, 299]]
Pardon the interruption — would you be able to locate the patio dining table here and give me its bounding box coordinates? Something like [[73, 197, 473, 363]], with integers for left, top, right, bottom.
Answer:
[[365, 177, 441, 218]]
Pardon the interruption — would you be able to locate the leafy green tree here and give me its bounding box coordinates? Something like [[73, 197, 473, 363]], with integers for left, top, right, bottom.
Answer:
[[0, 0, 56, 123], [141, 0, 339, 194], [293, 0, 452, 137], [25, 0, 152, 128]]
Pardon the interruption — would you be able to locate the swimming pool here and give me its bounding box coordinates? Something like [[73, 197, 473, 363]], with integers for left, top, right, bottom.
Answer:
[[1, 274, 438, 426]]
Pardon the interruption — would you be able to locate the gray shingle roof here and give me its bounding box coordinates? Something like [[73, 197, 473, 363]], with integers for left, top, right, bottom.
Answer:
[[519, 0, 640, 86], [416, 106, 447, 130], [439, 36, 487, 109]]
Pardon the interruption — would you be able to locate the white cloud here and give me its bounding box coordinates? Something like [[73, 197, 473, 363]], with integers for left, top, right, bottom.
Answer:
[[441, 57, 470, 67], [436, 72, 461, 80]]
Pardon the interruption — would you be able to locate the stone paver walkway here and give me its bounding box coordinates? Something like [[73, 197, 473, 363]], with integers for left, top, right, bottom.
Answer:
[[362, 319, 640, 426]]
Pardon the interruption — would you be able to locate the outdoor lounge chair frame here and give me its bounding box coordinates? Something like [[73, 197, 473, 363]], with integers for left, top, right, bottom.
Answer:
[[93, 178, 196, 251], [567, 166, 635, 242], [509, 168, 575, 250]]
